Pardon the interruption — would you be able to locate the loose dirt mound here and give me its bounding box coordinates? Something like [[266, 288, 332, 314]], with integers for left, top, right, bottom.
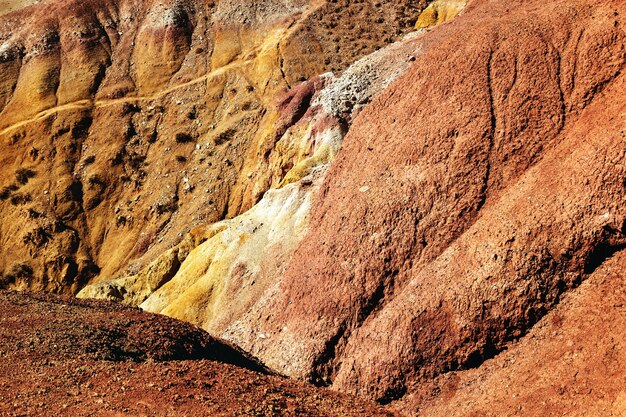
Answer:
[[0, 291, 267, 368], [0, 291, 397, 417]]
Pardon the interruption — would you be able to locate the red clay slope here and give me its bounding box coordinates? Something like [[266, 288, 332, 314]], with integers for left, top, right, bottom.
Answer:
[[231, 0, 626, 407], [407, 248, 626, 416]]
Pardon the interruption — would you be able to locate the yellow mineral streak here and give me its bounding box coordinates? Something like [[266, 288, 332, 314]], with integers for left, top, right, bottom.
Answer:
[[415, 0, 467, 30], [0, 0, 38, 15], [140, 178, 315, 331], [76, 0, 451, 332], [79, 107, 342, 326]]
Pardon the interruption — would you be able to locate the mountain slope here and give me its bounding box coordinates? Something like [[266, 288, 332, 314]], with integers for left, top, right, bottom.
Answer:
[[81, 0, 626, 409], [0, 0, 431, 293], [248, 0, 626, 403], [409, 249, 626, 416], [3, 0, 626, 414]]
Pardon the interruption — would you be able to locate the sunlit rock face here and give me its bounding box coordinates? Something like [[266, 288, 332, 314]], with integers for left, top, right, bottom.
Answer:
[[80, 30, 424, 333], [0, 0, 40, 16], [0, 0, 433, 294], [8, 0, 626, 414]]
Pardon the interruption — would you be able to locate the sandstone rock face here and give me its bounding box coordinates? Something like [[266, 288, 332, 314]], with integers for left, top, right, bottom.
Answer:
[[246, 0, 626, 405], [83, 0, 626, 412], [79, 29, 424, 337], [0, 0, 432, 294], [246, 0, 626, 404], [415, 0, 466, 30]]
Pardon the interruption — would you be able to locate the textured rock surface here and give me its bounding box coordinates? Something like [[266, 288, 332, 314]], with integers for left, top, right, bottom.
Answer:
[[403, 250, 626, 416], [415, 0, 466, 30], [5, 0, 626, 415], [0, 0, 432, 294], [80, 0, 626, 411], [0, 0, 38, 15], [79, 30, 424, 330], [246, 0, 626, 404]]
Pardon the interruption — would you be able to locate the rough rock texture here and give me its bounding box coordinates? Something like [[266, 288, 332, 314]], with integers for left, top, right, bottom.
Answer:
[[242, 0, 626, 406], [0, 0, 38, 15], [403, 250, 626, 416], [415, 0, 466, 30], [78, 30, 425, 332], [78, 0, 626, 412], [0, 291, 397, 416], [0, 0, 432, 294], [6, 0, 626, 415]]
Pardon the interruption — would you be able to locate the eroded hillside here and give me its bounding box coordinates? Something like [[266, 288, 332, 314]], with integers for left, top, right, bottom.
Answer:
[[3, 0, 626, 415], [86, 0, 626, 411], [0, 0, 435, 293]]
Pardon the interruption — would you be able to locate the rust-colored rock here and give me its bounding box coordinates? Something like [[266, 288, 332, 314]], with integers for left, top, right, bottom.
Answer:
[[404, 250, 626, 416], [218, 0, 626, 407], [4, 0, 626, 415]]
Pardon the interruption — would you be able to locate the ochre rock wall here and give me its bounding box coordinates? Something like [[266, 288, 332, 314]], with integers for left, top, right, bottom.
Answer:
[[0, 0, 430, 293], [206, 0, 626, 407]]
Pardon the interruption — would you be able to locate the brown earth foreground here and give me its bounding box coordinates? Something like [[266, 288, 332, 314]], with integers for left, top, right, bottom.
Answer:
[[0, 291, 397, 416], [3, 250, 626, 416]]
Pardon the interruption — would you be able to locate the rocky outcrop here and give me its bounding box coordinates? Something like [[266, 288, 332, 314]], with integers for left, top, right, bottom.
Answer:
[[0, 0, 433, 294], [405, 250, 626, 416], [79, 0, 626, 411], [79, 30, 424, 332], [0, 0, 38, 16], [415, 0, 466, 30], [5, 0, 626, 415], [80, 0, 626, 413], [243, 0, 626, 405]]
